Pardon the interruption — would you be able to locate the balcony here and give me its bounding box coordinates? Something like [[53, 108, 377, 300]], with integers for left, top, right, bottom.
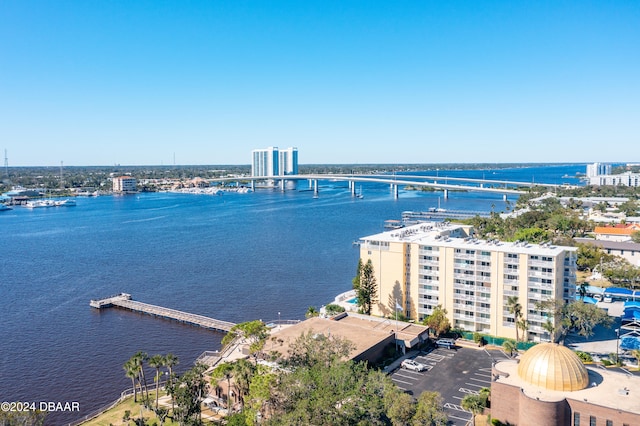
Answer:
[[528, 271, 554, 279], [454, 253, 476, 260], [418, 287, 440, 296], [503, 289, 520, 297], [529, 259, 554, 268]]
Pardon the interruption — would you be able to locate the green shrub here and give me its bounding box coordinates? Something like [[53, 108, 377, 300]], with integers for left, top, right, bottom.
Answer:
[[325, 303, 346, 315], [575, 351, 593, 363]]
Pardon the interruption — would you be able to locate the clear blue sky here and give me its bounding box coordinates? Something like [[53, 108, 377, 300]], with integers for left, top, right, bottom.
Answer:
[[1, 1, 638, 166]]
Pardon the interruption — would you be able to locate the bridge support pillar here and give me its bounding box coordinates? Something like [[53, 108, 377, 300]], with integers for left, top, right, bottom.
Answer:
[[251, 180, 255, 191], [503, 194, 507, 201], [308, 179, 313, 189], [351, 180, 356, 196], [280, 179, 285, 191], [443, 189, 449, 199], [313, 179, 318, 196], [393, 184, 398, 199]]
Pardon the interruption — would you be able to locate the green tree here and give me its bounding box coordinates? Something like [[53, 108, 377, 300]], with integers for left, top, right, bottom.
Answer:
[[506, 296, 523, 342], [502, 340, 517, 357], [123, 359, 140, 403], [131, 351, 150, 402], [513, 227, 549, 243], [284, 330, 355, 368], [386, 391, 416, 426], [222, 320, 270, 360], [617, 200, 639, 216], [632, 231, 640, 243], [170, 363, 208, 426], [352, 258, 363, 290], [412, 391, 448, 426], [566, 301, 613, 338], [461, 394, 486, 416], [422, 305, 451, 336], [356, 259, 378, 315], [305, 306, 319, 318], [164, 353, 179, 413], [148, 354, 165, 411], [211, 362, 236, 409]]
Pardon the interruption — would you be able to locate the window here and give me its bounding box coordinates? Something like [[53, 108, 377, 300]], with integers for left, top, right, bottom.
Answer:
[[589, 416, 596, 426], [606, 420, 612, 426], [573, 412, 580, 426]]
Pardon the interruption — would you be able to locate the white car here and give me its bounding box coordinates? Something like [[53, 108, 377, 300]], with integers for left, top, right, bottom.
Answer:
[[401, 359, 428, 372]]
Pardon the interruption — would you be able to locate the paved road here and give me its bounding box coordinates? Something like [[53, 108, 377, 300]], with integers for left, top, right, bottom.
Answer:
[[391, 346, 510, 425]]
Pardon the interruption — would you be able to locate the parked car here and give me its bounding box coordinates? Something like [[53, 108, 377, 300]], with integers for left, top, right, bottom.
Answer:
[[400, 359, 428, 372], [435, 338, 456, 349]]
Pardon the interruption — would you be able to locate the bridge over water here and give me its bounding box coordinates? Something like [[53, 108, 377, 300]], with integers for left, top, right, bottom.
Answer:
[[204, 173, 557, 200]]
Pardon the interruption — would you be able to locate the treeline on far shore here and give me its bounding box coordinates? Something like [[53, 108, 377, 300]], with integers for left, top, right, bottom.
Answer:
[[1, 162, 577, 193]]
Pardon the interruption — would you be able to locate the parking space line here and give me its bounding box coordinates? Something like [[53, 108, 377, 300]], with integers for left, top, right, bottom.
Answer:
[[394, 374, 418, 381], [396, 369, 423, 377], [475, 372, 492, 378], [448, 414, 473, 423], [464, 382, 485, 388], [459, 388, 479, 395], [469, 377, 490, 384], [444, 403, 470, 413]]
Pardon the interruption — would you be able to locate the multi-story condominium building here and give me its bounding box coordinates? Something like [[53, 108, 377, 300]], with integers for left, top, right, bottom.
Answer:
[[278, 147, 298, 176], [589, 172, 640, 187], [251, 147, 298, 177], [359, 222, 577, 342], [252, 147, 279, 177], [586, 162, 611, 178], [112, 176, 137, 193]]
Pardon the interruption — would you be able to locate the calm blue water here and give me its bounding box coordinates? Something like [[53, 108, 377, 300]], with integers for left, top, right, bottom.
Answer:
[[0, 164, 585, 424]]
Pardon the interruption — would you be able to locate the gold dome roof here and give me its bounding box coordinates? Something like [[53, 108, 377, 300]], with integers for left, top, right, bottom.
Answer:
[[517, 343, 588, 392]]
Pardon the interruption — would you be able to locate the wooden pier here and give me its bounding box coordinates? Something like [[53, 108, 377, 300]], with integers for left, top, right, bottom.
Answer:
[[90, 293, 236, 332]]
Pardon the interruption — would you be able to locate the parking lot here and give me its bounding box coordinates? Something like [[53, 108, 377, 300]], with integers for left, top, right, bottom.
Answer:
[[390, 346, 510, 425]]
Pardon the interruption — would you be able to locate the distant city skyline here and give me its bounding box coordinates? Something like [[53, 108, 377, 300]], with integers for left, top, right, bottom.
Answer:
[[1, 1, 638, 167]]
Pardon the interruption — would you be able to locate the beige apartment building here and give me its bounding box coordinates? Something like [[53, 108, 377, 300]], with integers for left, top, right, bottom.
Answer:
[[359, 222, 577, 342], [112, 176, 137, 193]]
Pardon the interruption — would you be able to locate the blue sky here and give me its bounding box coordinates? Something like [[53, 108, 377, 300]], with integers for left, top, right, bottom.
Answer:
[[1, 1, 638, 166]]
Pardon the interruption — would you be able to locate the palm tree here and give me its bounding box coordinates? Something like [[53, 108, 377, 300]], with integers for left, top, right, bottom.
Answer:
[[211, 362, 235, 410], [123, 359, 139, 403], [232, 359, 255, 411], [517, 318, 529, 342], [164, 353, 179, 413], [506, 296, 523, 342], [502, 340, 517, 357], [133, 351, 150, 402], [149, 354, 165, 410]]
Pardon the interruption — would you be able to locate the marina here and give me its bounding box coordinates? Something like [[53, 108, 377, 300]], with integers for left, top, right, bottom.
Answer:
[[90, 293, 236, 333]]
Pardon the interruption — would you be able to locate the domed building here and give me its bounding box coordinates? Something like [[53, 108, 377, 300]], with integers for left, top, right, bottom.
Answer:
[[517, 343, 589, 392], [492, 343, 640, 426]]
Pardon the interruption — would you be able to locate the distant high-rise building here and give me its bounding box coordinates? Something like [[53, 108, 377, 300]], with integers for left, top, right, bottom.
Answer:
[[251, 147, 298, 177], [278, 147, 298, 176], [586, 162, 611, 177]]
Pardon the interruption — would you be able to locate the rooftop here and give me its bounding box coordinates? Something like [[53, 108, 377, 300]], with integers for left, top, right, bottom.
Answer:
[[360, 222, 576, 256]]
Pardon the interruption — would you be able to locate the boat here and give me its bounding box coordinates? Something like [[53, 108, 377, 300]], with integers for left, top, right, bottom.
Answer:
[[25, 200, 55, 208], [54, 199, 76, 207], [0, 204, 12, 212]]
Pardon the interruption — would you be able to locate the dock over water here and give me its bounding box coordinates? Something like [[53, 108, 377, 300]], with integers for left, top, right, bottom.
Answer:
[[90, 293, 236, 332]]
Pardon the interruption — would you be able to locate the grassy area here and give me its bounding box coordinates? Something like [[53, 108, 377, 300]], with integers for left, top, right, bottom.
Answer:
[[82, 391, 179, 426], [577, 271, 612, 288]]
